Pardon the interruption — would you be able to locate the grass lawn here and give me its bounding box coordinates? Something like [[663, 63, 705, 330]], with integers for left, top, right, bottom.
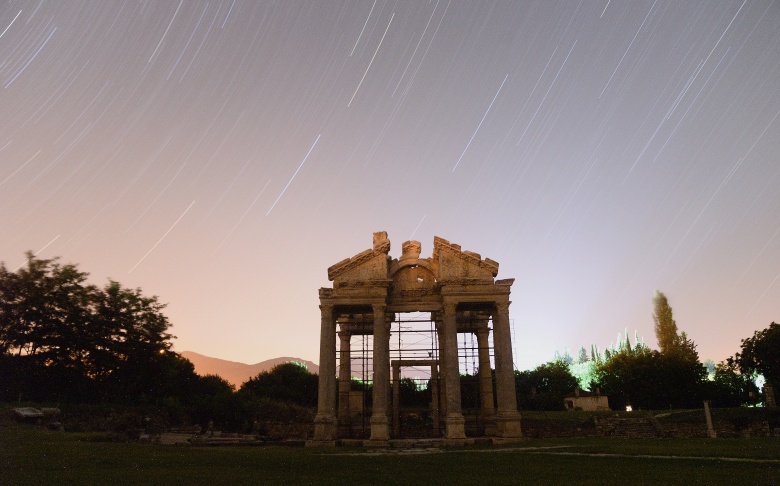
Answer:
[[2, 423, 779, 485]]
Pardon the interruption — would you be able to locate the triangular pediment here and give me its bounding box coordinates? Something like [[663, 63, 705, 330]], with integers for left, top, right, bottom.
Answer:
[[432, 236, 498, 282], [327, 232, 391, 284]]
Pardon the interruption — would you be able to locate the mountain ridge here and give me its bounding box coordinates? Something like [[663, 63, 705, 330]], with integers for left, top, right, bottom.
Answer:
[[181, 351, 319, 387]]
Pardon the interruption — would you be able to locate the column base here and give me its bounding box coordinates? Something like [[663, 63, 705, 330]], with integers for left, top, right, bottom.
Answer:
[[313, 414, 337, 442], [445, 412, 466, 439], [306, 440, 337, 447], [369, 413, 389, 441], [482, 414, 497, 436], [495, 410, 522, 438]]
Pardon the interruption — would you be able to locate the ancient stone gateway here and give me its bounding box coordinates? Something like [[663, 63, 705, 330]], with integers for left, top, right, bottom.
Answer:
[[311, 232, 521, 445]]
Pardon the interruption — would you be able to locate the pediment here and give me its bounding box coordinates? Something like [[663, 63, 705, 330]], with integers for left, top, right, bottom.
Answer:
[[327, 232, 391, 284], [325, 232, 501, 289], [432, 236, 498, 282]]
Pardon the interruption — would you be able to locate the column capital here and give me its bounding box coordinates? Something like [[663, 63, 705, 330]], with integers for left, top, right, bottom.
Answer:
[[371, 303, 386, 312], [320, 304, 334, 317], [442, 301, 458, 314], [494, 301, 510, 314], [475, 323, 491, 337]]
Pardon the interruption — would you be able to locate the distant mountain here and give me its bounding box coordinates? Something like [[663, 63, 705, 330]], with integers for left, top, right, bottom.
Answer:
[[180, 351, 319, 388]]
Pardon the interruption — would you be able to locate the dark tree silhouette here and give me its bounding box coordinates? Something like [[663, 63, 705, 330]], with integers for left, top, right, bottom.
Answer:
[[0, 254, 182, 404], [515, 360, 579, 411], [703, 360, 759, 408], [590, 293, 706, 410], [240, 362, 319, 407], [735, 322, 780, 405]]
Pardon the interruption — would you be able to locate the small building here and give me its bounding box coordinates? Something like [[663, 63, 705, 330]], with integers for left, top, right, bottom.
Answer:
[[564, 389, 610, 412]]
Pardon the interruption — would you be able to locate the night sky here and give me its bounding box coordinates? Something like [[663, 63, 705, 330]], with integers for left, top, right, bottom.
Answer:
[[2, 1, 778, 370]]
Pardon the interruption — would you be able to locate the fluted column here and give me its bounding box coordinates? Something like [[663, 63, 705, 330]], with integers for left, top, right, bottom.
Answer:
[[338, 331, 352, 421], [476, 323, 496, 434], [492, 301, 522, 438], [442, 301, 466, 439], [370, 304, 390, 441], [313, 305, 337, 442]]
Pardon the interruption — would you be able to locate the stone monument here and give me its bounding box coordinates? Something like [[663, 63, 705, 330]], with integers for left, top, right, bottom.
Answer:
[[310, 232, 522, 446]]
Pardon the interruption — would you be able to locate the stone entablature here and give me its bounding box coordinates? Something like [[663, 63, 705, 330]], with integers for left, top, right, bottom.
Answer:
[[310, 232, 522, 446]]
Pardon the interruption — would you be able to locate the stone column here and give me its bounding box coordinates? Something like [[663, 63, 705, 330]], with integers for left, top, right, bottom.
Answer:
[[765, 382, 777, 407], [703, 400, 717, 438], [436, 320, 448, 419], [442, 302, 466, 439], [338, 331, 352, 421], [430, 363, 440, 437], [492, 301, 522, 438], [476, 323, 496, 434], [370, 304, 390, 442], [392, 363, 401, 438], [313, 305, 337, 443]]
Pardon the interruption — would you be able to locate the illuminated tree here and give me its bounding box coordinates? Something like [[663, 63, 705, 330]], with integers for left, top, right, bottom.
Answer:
[[734, 322, 780, 405], [653, 291, 680, 353], [593, 295, 706, 409], [703, 360, 759, 407]]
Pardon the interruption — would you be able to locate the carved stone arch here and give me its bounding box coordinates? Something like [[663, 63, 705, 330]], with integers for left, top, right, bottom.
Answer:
[[389, 257, 436, 277], [390, 261, 437, 293]]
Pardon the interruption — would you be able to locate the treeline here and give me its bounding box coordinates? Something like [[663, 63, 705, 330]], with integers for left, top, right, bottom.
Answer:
[[2, 254, 776, 431], [522, 291, 776, 411], [0, 253, 181, 404], [0, 254, 314, 432]]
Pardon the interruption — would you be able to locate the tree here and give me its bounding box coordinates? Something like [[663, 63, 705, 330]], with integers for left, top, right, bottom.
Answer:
[[703, 360, 759, 408], [0, 254, 101, 401], [735, 322, 780, 405], [398, 377, 429, 408], [0, 254, 95, 363], [653, 290, 680, 353], [594, 346, 655, 409], [652, 291, 703, 382], [240, 362, 318, 407], [92, 280, 174, 382], [576, 347, 589, 364], [0, 253, 182, 404], [515, 360, 579, 411], [593, 296, 707, 410], [595, 342, 706, 410]]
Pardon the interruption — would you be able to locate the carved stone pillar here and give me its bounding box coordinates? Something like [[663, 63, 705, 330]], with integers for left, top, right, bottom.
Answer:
[[436, 320, 448, 419], [430, 362, 440, 437], [370, 304, 390, 441], [392, 363, 401, 438], [476, 323, 496, 434], [442, 302, 466, 439], [492, 301, 522, 438], [338, 331, 352, 421], [313, 305, 337, 443]]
